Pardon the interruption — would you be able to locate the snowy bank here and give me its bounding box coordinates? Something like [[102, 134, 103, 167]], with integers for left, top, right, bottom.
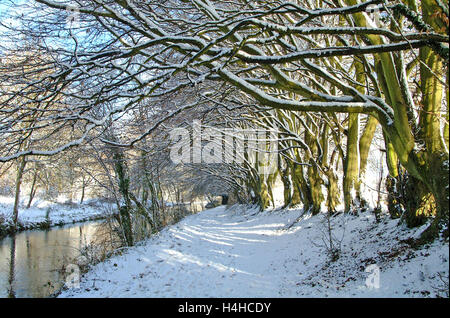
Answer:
[[58, 205, 449, 298], [0, 196, 115, 236]]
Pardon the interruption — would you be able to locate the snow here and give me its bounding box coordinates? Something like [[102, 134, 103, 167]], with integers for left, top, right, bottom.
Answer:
[[59, 205, 449, 298], [0, 196, 114, 229]]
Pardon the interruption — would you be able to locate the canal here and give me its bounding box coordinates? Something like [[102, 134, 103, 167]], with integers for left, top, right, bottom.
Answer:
[[0, 220, 112, 298]]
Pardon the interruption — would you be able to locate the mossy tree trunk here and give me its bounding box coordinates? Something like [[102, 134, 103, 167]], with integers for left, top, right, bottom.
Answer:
[[343, 112, 360, 213], [279, 157, 293, 208], [304, 118, 324, 215], [112, 149, 134, 247], [344, 0, 449, 240]]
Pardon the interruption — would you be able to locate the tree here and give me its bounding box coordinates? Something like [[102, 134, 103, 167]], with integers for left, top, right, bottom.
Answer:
[[0, 0, 448, 239]]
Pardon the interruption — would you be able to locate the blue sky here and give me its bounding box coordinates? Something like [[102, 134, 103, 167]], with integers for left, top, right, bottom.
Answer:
[[0, 0, 106, 55]]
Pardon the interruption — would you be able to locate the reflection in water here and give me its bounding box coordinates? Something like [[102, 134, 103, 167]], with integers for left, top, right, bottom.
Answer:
[[0, 205, 201, 298], [0, 221, 108, 298], [8, 236, 15, 298]]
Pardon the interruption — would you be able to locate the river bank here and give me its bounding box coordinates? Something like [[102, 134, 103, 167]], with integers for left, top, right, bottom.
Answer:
[[1, 200, 203, 298], [0, 196, 115, 238]]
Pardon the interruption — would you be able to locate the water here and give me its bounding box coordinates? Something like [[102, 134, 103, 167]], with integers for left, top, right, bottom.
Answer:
[[0, 220, 108, 298], [0, 203, 204, 298]]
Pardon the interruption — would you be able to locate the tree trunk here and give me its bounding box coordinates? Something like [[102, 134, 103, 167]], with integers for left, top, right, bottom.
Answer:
[[113, 149, 134, 246], [308, 163, 323, 215], [13, 157, 26, 228], [343, 118, 360, 213], [357, 115, 379, 208], [291, 162, 312, 210], [420, 152, 450, 240], [79, 177, 86, 204], [325, 168, 340, 214], [26, 167, 38, 209], [280, 161, 293, 208]]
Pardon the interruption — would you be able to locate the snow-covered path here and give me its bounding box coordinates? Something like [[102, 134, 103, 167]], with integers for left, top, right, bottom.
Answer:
[[59, 205, 449, 298], [60, 206, 311, 297]]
